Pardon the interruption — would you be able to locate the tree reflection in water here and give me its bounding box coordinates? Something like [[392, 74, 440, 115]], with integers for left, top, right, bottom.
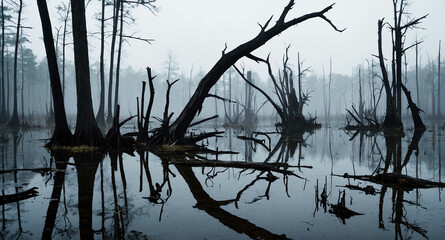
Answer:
[[0, 127, 444, 239], [336, 128, 431, 239]]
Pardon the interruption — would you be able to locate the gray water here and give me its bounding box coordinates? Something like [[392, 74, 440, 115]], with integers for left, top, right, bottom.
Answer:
[[0, 122, 444, 239]]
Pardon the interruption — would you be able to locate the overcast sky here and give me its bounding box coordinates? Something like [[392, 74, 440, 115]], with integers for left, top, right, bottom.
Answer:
[[24, 0, 445, 77]]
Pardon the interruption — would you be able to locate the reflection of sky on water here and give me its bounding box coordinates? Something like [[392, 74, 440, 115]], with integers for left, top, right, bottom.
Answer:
[[0, 123, 444, 239]]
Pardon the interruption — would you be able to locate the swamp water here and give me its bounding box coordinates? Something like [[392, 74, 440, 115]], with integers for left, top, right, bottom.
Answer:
[[0, 122, 444, 239]]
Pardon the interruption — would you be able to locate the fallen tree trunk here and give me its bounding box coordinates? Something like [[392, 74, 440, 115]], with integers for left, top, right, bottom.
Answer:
[[1, 187, 38, 205], [334, 172, 445, 190], [162, 0, 343, 144]]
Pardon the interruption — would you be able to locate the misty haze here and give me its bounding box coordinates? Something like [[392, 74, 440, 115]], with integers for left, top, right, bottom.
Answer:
[[1, 0, 445, 239]]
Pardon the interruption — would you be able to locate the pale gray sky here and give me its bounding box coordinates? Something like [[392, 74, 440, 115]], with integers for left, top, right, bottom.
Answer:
[[24, 0, 445, 77]]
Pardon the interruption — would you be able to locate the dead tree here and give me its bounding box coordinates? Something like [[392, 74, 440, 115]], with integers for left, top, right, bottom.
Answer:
[[345, 66, 382, 130], [377, 19, 403, 130], [71, 0, 105, 146], [152, 0, 343, 144], [37, 0, 72, 146], [235, 47, 319, 134], [136, 67, 156, 142], [378, 1, 427, 130]]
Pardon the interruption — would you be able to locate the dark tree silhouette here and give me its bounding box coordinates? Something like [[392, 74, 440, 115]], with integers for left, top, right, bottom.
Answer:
[[37, 0, 72, 146], [377, 16, 425, 130], [234, 46, 319, 134], [107, 0, 122, 124], [153, 0, 343, 144], [71, 0, 104, 146], [7, 0, 22, 128], [377, 19, 402, 130], [96, 0, 106, 127], [0, 0, 7, 123], [377, 1, 427, 131]]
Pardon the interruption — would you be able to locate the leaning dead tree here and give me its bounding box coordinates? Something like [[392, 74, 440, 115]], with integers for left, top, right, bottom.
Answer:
[[235, 46, 320, 134], [146, 0, 343, 144]]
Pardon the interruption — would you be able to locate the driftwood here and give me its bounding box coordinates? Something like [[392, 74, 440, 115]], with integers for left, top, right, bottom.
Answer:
[[1, 187, 39, 205], [334, 172, 445, 191]]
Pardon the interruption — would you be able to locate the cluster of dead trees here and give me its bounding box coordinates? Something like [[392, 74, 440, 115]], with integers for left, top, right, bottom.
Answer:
[[234, 46, 322, 135], [36, 0, 343, 149], [346, 0, 427, 134]]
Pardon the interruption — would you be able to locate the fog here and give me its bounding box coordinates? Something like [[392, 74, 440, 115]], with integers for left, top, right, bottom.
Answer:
[[2, 0, 445, 123]]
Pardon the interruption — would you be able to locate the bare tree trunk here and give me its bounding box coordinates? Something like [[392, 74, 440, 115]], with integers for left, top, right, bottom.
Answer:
[[188, 65, 193, 100], [328, 58, 332, 123], [228, 68, 232, 119], [37, 0, 72, 146], [71, 0, 104, 146], [323, 67, 327, 121], [7, 0, 22, 128], [431, 60, 436, 117], [6, 52, 9, 117], [137, 67, 155, 142], [114, 1, 124, 118], [358, 68, 363, 123], [0, 0, 6, 123], [62, 2, 70, 98], [297, 53, 303, 111], [394, 1, 402, 120], [107, 0, 121, 125], [96, 0, 105, 126], [20, 43, 24, 122], [416, 41, 420, 107], [438, 40, 441, 117], [377, 19, 402, 130]]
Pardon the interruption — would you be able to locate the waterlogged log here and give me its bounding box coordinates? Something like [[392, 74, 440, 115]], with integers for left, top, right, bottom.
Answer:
[[1, 187, 38, 205], [335, 172, 445, 190]]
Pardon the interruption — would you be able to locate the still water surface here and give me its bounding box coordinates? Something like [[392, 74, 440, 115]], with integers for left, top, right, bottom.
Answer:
[[0, 123, 444, 239]]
